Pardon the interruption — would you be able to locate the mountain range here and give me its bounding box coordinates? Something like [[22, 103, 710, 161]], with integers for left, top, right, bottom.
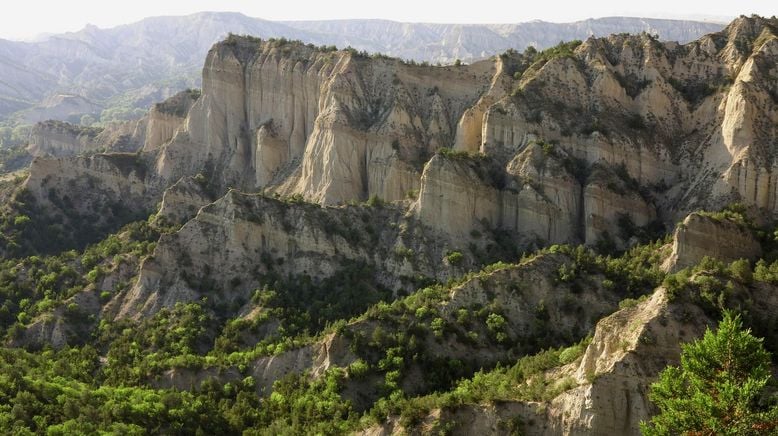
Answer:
[[2, 13, 778, 435], [0, 12, 724, 124]]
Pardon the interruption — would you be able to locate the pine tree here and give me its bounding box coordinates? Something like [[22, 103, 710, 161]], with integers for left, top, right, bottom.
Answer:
[[641, 311, 778, 435]]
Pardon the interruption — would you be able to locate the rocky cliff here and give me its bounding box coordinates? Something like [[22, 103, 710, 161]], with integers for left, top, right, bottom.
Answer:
[[25, 89, 198, 159], [6, 18, 774, 276], [148, 249, 624, 401], [26, 121, 104, 157], [109, 190, 468, 319], [26, 119, 146, 157], [662, 211, 762, 272], [363, 287, 712, 436], [4, 16, 778, 436], [143, 89, 200, 151], [17, 16, 778, 261]]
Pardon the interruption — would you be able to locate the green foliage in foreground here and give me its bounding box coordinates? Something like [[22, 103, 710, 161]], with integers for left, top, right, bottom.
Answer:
[[369, 337, 591, 429], [0, 345, 362, 435], [7, 201, 778, 434], [0, 219, 158, 339], [0, 347, 262, 434], [641, 312, 778, 435]]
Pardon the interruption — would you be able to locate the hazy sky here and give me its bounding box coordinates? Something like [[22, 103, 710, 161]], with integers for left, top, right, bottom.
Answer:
[[1, 0, 774, 40]]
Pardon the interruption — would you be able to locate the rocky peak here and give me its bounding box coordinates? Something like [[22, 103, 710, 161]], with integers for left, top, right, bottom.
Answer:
[[724, 15, 778, 52]]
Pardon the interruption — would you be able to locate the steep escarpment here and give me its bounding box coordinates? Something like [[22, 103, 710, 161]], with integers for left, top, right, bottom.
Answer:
[[6, 17, 778, 315], [495, 17, 778, 238], [366, 288, 711, 436], [16, 17, 778, 254], [12, 152, 161, 256], [25, 89, 198, 160], [156, 37, 496, 205], [144, 89, 201, 151], [26, 121, 104, 157], [26, 119, 146, 158], [415, 142, 658, 247], [4, 16, 778, 436], [662, 211, 762, 272]]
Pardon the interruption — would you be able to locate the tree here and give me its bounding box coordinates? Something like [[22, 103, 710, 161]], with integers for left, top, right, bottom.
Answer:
[[641, 312, 778, 435]]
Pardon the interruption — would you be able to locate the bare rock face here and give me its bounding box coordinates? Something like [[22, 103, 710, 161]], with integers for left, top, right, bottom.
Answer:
[[249, 333, 356, 393], [20, 17, 778, 253], [363, 251, 778, 436], [542, 289, 708, 435], [503, 142, 582, 244], [414, 153, 502, 238], [254, 121, 289, 186], [583, 164, 657, 245], [144, 89, 200, 151], [156, 38, 496, 205], [26, 119, 146, 157], [362, 288, 709, 436], [414, 142, 658, 247], [9, 18, 778, 436], [662, 212, 762, 272], [25, 153, 155, 214], [26, 121, 104, 157], [155, 176, 214, 226], [14, 15, 778, 320]]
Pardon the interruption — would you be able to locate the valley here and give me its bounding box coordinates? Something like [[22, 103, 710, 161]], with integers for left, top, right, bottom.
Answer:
[[0, 13, 777, 436]]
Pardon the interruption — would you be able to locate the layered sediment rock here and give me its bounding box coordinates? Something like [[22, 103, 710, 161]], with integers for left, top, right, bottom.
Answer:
[[26, 119, 146, 157], [26, 121, 104, 157], [21, 17, 778, 252], [144, 89, 200, 151], [662, 212, 762, 272]]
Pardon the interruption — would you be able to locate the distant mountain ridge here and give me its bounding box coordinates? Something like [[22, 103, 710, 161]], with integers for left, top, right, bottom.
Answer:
[[283, 16, 725, 61], [0, 12, 724, 124]]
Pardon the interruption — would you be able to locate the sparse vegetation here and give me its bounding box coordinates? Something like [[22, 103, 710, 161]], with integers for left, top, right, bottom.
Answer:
[[507, 40, 582, 94], [153, 89, 201, 117], [667, 76, 732, 105], [4, 15, 778, 436]]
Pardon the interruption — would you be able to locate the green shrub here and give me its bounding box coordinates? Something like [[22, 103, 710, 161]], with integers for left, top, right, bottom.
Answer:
[[754, 259, 778, 284], [618, 294, 649, 310], [728, 259, 753, 284], [641, 312, 778, 435], [13, 215, 30, 227], [444, 251, 464, 266], [348, 359, 371, 379], [365, 195, 385, 208]]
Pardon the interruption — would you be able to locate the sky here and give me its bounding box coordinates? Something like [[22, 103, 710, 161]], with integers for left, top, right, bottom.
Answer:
[[1, 0, 774, 40]]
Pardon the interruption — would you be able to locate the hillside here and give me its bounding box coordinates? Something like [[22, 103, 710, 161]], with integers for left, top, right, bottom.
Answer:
[[0, 15, 777, 435], [0, 13, 723, 123]]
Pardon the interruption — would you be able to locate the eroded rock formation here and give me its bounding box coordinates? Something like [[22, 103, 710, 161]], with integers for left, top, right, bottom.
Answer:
[[20, 18, 778, 255]]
